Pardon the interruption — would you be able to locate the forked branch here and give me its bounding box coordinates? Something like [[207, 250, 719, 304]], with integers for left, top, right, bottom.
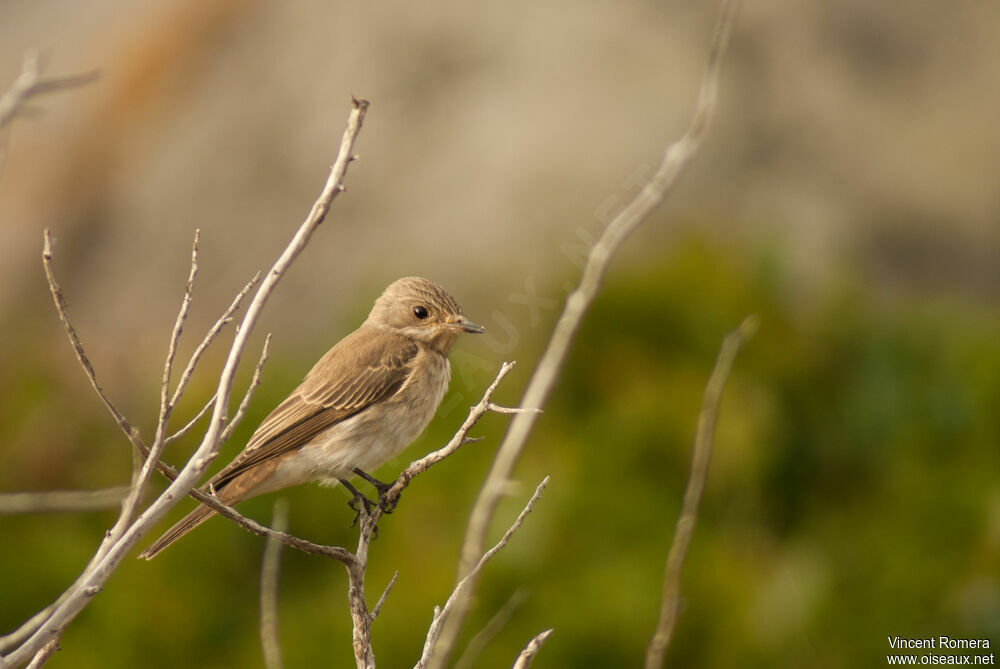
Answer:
[[1, 97, 369, 669]]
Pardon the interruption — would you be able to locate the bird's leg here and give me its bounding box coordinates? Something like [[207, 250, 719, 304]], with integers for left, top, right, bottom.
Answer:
[[353, 467, 400, 514], [338, 478, 376, 528]]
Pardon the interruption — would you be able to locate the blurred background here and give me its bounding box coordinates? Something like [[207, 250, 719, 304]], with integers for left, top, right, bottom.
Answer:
[[2, 0, 999, 666]]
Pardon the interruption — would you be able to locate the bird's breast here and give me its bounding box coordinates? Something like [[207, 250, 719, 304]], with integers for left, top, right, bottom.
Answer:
[[287, 349, 451, 480]]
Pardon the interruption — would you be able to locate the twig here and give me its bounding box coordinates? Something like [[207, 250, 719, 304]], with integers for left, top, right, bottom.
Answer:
[[22, 639, 58, 669], [455, 590, 527, 669], [381, 362, 518, 509], [0, 51, 99, 131], [415, 477, 549, 669], [644, 316, 756, 668], [0, 607, 54, 655], [511, 629, 554, 669], [131, 440, 355, 565], [169, 272, 261, 414], [219, 333, 271, 445], [164, 392, 217, 445], [160, 271, 260, 448], [429, 1, 740, 665], [160, 229, 201, 423], [260, 499, 289, 669], [0, 488, 130, 514], [1, 97, 369, 669], [207, 494, 355, 564], [371, 571, 399, 623], [42, 230, 144, 454], [0, 52, 99, 175], [136, 272, 258, 449], [115, 231, 202, 531]]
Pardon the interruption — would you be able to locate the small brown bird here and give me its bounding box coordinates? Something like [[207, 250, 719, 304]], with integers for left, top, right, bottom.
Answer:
[[140, 276, 484, 559]]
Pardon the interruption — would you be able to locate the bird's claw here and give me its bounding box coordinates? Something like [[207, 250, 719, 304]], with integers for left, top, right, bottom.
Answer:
[[353, 467, 401, 515], [347, 491, 375, 521], [340, 477, 379, 536]]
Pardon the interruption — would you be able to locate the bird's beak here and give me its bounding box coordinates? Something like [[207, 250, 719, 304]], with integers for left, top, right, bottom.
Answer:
[[448, 316, 485, 334]]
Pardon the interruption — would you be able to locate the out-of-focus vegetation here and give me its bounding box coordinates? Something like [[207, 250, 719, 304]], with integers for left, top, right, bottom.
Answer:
[[2, 234, 999, 667]]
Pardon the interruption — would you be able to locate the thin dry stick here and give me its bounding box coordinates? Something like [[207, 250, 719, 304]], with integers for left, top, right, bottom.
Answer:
[[193, 488, 355, 564], [455, 590, 528, 669], [415, 477, 549, 669], [371, 571, 400, 623], [382, 362, 527, 508], [260, 499, 290, 669], [0, 488, 129, 515], [164, 392, 217, 445], [644, 316, 756, 669], [162, 231, 200, 405], [0, 607, 53, 656], [429, 2, 740, 666], [159, 230, 201, 423], [219, 333, 272, 445], [0, 51, 99, 130], [133, 419, 355, 566], [169, 271, 262, 414], [0, 52, 99, 174], [511, 629, 554, 669], [2, 98, 369, 669], [115, 231, 202, 532], [21, 639, 57, 669], [42, 230, 143, 454]]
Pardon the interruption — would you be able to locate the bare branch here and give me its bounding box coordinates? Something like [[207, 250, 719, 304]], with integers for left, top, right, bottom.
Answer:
[[381, 361, 517, 510], [0, 51, 99, 131], [644, 316, 756, 669], [2, 98, 369, 668], [0, 607, 53, 655], [159, 272, 260, 446], [201, 492, 356, 564], [416, 477, 549, 669], [371, 571, 400, 623], [261, 499, 289, 669], [0, 488, 129, 515], [455, 590, 527, 669], [431, 1, 740, 664], [486, 403, 542, 416], [131, 443, 355, 566], [169, 271, 261, 413], [164, 392, 217, 445], [347, 559, 375, 669], [511, 629, 554, 669], [160, 229, 201, 420], [23, 639, 58, 669], [115, 231, 202, 531], [41, 230, 143, 452], [219, 333, 272, 445]]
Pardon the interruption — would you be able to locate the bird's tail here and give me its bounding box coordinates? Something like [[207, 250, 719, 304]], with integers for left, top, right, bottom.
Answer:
[[138, 503, 217, 560]]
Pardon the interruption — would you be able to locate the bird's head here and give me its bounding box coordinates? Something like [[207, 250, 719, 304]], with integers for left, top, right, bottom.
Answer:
[[365, 276, 484, 353]]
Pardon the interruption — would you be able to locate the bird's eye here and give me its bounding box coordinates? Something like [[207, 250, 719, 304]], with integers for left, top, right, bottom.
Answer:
[[413, 305, 429, 319]]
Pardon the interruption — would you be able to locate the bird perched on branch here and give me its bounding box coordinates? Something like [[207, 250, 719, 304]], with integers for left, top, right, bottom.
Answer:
[[140, 276, 484, 559]]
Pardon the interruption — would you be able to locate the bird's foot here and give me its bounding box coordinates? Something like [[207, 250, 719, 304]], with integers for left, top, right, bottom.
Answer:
[[339, 478, 377, 532], [353, 467, 401, 514]]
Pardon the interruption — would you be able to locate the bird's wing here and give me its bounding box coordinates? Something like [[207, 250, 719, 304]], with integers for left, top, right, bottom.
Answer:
[[210, 329, 419, 490]]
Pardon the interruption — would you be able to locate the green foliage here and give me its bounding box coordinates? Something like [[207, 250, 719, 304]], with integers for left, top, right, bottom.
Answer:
[[3, 235, 998, 667]]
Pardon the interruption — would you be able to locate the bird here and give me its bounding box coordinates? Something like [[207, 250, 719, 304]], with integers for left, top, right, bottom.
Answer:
[[139, 276, 484, 559]]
